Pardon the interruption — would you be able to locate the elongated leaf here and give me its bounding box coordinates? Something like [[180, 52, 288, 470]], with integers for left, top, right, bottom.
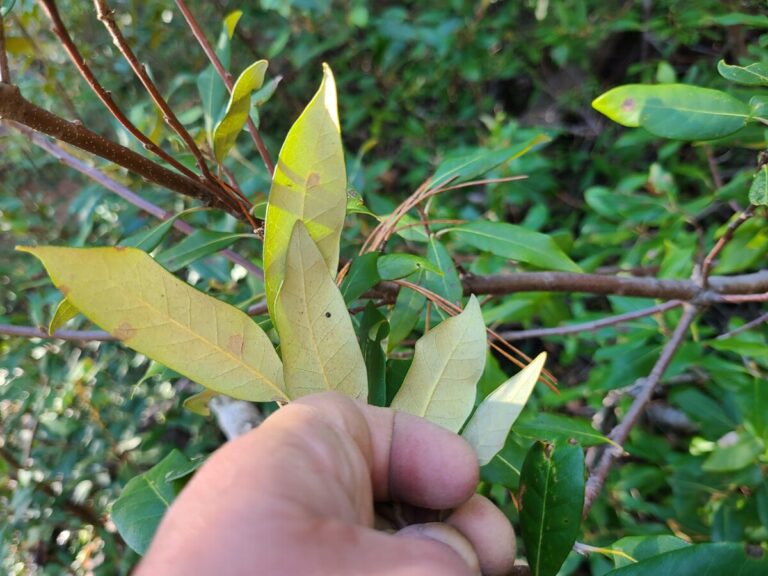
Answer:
[[514, 412, 616, 447], [718, 60, 768, 86], [156, 231, 254, 272], [520, 441, 585, 576], [604, 542, 768, 576], [429, 134, 549, 191], [424, 236, 462, 303], [449, 221, 581, 272], [264, 64, 346, 317], [183, 389, 218, 416], [386, 275, 427, 351], [593, 84, 751, 140], [341, 252, 380, 303], [48, 298, 80, 335], [356, 302, 389, 407], [749, 165, 768, 206], [610, 535, 690, 568], [462, 352, 547, 465], [390, 296, 486, 432], [213, 60, 268, 163], [111, 450, 199, 554], [19, 246, 287, 402], [275, 223, 367, 400], [120, 207, 207, 252], [377, 253, 442, 280]]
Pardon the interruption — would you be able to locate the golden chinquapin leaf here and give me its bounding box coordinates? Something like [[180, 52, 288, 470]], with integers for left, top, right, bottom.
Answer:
[[48, 297, 80, 335], [274, 222, 367, 401], [390, 295, 487, 432], [462, 352, 547, 465], [18, 246, 288, 403], [263, 63, 347, 318]]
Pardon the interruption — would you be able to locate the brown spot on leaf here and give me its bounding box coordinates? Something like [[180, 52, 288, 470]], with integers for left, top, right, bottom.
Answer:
[[114, 322, 137, 341], [228, 334, 244, 355], [621, 98, 636, 112], [115, 245, 126, 251], [58, 285, 70, 296], [306, 172, 320, 187]]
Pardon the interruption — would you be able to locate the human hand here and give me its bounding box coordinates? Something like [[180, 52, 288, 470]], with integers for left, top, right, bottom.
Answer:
[[136, 392, 516, 575]]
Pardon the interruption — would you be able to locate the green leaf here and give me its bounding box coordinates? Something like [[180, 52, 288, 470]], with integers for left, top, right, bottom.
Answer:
[[376, 253, 442, 281], [120, 207, 207, 252], [264, 64, 346, 318], [609, 535, 690, 568], [111, 450, 199, 554], [514, 412, 616, 447], [592, 84, 751, 141], [423, 236, 462, 303], [274, 223, 367, 400], [346, 194, 380, 219], [749, 165, 768, 206], [429, 134, 549, 191], [48, 298, 80, 335], [212, 60, 268, 163], [462, 352, 547, 466], [356, 302, 389, 407], [386, 275, 427, 351], [183, 389, 218, 416], [1, 0, 16, 17], [448, 221, 581, 272], [18, 246, 287, 402], [701, 432, 764, 472], [156, 231, 254, 272], [519, 441, 585, 576], [390, 296, 487, 432], [604, 543, 768, 576], [718, 60, 768, 87], [341, 252, 381, 304]]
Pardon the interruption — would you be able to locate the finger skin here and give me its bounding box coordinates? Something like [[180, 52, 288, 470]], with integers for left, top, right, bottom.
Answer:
[[136, 392, 511, 575]]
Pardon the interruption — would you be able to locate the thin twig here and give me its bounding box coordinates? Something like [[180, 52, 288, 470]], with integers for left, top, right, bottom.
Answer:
[[14, 122, 263, 278], [495, 301, 682, 341], [0, 324, 112, 340], [716, 311, 768, 340], [700, 205, 756, 284], [718, 292, 768, 303], [0, 11, 11, 83], [583, 304, 699, 517], [173, 0, 275, 175]]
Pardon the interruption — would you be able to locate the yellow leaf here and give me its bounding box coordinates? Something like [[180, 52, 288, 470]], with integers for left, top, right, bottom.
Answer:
[[213, 59, 268, 163], [48, 297, 80, 335], [183, 389, 218, 416], [18, 246, 287, 402], [462, 352, 547, 465], [263, 63, 346, 318], [275, 222, 367, 400], [390, 295, 487, 432]]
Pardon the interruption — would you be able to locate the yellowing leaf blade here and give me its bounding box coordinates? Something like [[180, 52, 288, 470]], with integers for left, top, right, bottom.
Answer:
[[390, 295, 487, 432], [264, 64, 346, 318], [275, 223, 367, 400], [19, 246, 287, 403], [213, 59, 268, 163], [463, 352, 547, 465], [48, 297, 80, 334]]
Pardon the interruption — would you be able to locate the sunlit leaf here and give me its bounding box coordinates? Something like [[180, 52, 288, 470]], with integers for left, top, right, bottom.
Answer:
[[48, 298, 80, 335], [183, 389, 218, 416], [274, 223, 367, 400], [264, 64, 346, 318], [19, 246, 287, 402], [111, 450, 199, 554], [749, 165, 768, 206], [213, 60, 268, 163], [718, 60, 768, 87], [346, 193, 380, 219], [448, 221, 581, 272], [390, 295, 486, 432], [377, 253, 442, 280], [593, 84, 751, 140], [463, 352, 547, 465], [520, 441, 585, 576], [609, 535, 690, 568]]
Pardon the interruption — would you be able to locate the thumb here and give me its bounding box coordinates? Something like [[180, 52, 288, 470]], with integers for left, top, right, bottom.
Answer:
[[396, 523, 481, 575]]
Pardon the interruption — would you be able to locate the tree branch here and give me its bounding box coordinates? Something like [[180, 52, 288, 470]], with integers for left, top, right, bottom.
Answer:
[[700, 204, 756, 285], [174, 0, 275, 175], [583, 304, 700, 517], [0, 83, 243, 217], [716, 311, 768, 340], [0, 324, 112, 340]]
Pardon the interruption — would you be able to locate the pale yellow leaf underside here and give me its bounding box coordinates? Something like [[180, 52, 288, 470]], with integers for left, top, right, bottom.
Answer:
[[263, 63, 346, 318], [49, 297, 80, 335], [390, 295, 487, 432], [275, 223, 367, 401], [462, 352, 547, 465], [19, 246, 287, 402]]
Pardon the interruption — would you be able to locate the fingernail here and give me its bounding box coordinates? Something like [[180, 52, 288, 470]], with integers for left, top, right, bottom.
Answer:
[[396, 522, 481, 575]]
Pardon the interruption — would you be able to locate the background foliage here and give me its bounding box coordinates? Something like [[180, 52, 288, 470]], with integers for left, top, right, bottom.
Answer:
[[1, 0, 767, 574]]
